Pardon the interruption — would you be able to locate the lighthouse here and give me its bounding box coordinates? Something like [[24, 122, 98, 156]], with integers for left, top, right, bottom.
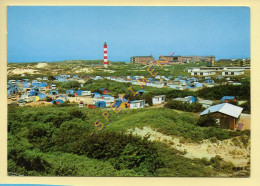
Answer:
[[104, 42, 108, 68]]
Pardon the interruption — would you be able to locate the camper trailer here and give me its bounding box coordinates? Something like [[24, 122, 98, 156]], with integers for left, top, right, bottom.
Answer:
[[129, 100, 145, 109], [82, 90, 91, 96], [152, 95, 166, 105]]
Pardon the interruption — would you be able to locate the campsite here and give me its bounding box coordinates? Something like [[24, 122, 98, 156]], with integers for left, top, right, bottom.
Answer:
[[7, 60, 251, 177]]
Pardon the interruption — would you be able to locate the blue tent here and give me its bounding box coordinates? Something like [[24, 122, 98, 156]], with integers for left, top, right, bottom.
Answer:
[[75, 90, 83, 96], [137, 90, 147, 95], [221, 96, 237, 102], [66, 89, 75, 95], [23, 85, 30, 88], [100, 88, 109, 93], [7, 89, 17, 95], [31, 82, 41, 87], [58, 78, 66, 82], [29, 91, 39, 96], [138, 90, 147, 93], [51, 99, 64, 104], [16, 80, 23, 84], [186, 96, 198, 103], [116, 98, 128, 102], [95, 101, 106, 108], [49, 90, 59, 95], [7, 85, 19, 95], [186, 85, 195, 89], [38, 82, 47, 87], [38, 93, 47, 99], [112, 101, 122, 108], [205, 79, 215, 84], [102, 95, 113, 98], [93, 92, 101, 98], [194, 82, 203, 88]]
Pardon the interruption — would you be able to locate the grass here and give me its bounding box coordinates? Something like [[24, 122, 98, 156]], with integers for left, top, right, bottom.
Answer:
[[8, 105, 250, 176]]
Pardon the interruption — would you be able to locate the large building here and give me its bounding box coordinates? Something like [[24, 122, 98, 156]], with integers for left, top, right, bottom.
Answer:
[[208, 58, 250, 67], [158, 56, 183, 64], [159, 55, 215, 63], [131, 55, 215, 65], [181, 56, 215, 63], [130, 55, 154, 65]]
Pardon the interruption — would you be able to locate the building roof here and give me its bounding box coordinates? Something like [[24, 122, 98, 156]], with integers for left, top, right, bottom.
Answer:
[[131, 56, 154, 58], [102, 95, 113, 97], [173, 97, 191, 102], [153, 95, 166, 98], [222, 69, 244, 72], [198, 100, 213, 105], [200, 103, 243, 118], [130, 100, 145, 103], [221, 96, 236, 102]]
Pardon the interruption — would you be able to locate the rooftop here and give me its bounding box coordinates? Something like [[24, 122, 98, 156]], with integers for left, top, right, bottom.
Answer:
[[200, 103, 243, 118]]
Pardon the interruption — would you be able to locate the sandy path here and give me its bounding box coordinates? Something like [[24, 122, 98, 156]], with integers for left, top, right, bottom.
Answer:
[[128, 127, 250, 167], [239, 113, 251, 130]]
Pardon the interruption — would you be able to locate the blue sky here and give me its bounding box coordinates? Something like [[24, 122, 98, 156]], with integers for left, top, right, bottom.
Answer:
[[7, 6, 250, 63]]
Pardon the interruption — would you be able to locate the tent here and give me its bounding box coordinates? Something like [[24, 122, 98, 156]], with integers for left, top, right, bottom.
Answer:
[[112, 100, 128, 108], [185, 96, 198, 103], [93, 92, 101, 98], [194, 82, 203, 88], [49, 90, 59, 95], [29, 91, 39, 96], [34, 96, 40, 102], [38, 93, 47, 99], [100, 88, 109, 94], [66, 89, 75, 95], [38, 82, 47, 87], [95, 101, 106, 108], [221, 96, 237, 102], [76, 90, 83, 96], [51, 99, 64, 104]]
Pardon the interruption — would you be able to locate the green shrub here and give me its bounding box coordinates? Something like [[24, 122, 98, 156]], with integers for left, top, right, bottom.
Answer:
[[196, 114, 217, 127], [164, 100, 203, 112]]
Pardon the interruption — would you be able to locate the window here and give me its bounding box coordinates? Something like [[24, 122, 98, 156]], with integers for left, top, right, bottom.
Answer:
[[216, 119, 220, 125]]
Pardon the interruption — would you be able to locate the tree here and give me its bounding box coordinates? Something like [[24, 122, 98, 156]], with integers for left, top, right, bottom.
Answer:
[[196, 113, 217, 127], [141, 93, 153, 106]]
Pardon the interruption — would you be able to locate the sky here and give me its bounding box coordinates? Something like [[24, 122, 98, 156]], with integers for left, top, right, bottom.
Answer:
[[7, 6, 250, 63]]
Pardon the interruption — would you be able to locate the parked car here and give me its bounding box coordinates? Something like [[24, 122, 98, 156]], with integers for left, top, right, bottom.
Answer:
[[88, 104, 96, 109], [79, 101, 84, 107]]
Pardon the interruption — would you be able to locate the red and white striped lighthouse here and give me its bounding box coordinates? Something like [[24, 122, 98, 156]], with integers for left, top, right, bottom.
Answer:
[[104, 42, 108, 68]]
